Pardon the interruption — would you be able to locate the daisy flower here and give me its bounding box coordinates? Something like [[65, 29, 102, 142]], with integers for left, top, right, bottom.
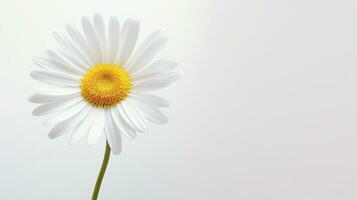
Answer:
[[30, 14, 181, 154], [30, 14, 181, 199]]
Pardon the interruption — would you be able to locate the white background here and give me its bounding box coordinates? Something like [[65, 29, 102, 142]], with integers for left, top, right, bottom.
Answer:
[[1, 0, 357, 199]]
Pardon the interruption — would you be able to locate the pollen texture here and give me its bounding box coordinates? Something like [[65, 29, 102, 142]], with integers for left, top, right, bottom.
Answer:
[[81, 64, 132, 107]]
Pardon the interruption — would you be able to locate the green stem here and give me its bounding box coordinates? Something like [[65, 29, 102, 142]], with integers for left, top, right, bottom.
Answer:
[[92, 141, 111, 200]]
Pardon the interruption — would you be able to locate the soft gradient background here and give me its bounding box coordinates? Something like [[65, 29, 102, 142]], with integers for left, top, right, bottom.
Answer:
[[1, 0, 357, 199]]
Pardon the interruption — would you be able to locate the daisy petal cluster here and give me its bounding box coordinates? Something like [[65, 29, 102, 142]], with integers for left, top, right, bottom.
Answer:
[[30, 14, 182, 154]]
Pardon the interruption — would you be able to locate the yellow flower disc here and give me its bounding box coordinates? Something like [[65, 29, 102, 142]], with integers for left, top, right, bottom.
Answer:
[[81, 64, 132, 107]]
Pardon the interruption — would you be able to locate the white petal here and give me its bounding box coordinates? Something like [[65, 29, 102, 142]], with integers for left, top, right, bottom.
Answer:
[[45, 49, 86, 73], [127, 30, 163, 65], [132, 58, 178, 80], [81, 17, 102, 64], [104, 109, 122, 154], [127, 32, 167, 73], [33, 54, 83, 77], [44, 102, 89, 126], [32, 96, 83, 116], [135, 71, 183, 83], [120, 100, 148, 132], [88, 109, 105, 145], [153, 71, 183, 83], [117, 103, 137, 131], [132, 78, 171, 92], [48, 121, 75, 139], [29, 92, 80, 104], [48, 106, 90, 139], [53, 32, 92, 68], [70, 109, 95, 144], [129, 92, 170, 107], [117, 19, 139, 66], [34, 86, 80, 96], [129, 97, 168, 124], [111, 106, 137, 139], [107, 17, 120, 64], [93, 13, 107, 63], [55, 46, 89, 72], [30, 71, 80, 87], [125, 30, 163, 69], [66, 25, 95, 65]]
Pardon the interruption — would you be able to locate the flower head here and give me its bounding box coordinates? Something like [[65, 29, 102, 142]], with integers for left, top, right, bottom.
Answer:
[[30, 14, 182, 154]]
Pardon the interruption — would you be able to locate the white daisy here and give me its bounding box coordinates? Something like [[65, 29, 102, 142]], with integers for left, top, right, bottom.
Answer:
[[29, 14, 182, 154]]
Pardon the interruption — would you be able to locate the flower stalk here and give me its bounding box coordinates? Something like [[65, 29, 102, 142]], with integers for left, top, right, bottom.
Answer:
[[92, 141, 111, 200]]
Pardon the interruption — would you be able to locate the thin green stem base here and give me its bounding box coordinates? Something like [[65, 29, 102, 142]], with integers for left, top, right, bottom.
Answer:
[[92, 141, 111, 200]]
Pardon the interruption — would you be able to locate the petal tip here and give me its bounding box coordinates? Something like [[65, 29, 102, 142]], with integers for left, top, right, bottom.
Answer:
[[48, 134, 56, 139], [28, 95, 35, 103], [32, 109, 40, 116], [168, 72, 183, 83], [111, 149, 122, 155]]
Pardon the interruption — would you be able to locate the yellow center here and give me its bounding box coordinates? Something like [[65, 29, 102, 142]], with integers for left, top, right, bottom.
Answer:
[[81, 64, 132, 107]]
